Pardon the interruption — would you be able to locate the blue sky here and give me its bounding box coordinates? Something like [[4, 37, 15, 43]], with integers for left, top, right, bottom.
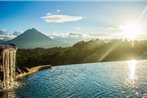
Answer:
[[0, 1, 147, 40]]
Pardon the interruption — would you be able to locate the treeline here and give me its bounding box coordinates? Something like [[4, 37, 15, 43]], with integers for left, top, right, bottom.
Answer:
[[16, 39, 147, 68]]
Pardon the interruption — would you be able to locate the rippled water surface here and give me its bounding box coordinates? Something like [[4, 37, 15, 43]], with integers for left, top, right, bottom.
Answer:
[[1, 60, 147, 98]]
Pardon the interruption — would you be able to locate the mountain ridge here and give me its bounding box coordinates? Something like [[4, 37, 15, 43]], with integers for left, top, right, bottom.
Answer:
[[8, 28, 64, 48]]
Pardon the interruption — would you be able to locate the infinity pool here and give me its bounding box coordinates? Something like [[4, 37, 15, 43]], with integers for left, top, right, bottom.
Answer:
[[1, 60, 147, 98]]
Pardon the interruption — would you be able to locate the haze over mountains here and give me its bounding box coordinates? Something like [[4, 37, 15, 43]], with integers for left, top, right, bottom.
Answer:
[[0, 28, 97, 48]]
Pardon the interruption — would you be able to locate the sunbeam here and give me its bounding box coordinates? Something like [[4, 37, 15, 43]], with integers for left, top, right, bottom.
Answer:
[[99, 42, 119, 61], [137, 6, 147, 23]]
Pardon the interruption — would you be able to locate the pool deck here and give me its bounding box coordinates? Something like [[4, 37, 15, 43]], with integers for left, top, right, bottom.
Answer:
[[16, 65, 51, 80]]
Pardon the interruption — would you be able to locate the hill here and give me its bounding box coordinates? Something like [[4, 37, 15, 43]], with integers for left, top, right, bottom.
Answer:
[[9, 28, 63, 48], [16, 39, 147, 68]]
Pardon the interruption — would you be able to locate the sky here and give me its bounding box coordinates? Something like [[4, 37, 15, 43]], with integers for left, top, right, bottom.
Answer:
[[0, 1, 147, 40]]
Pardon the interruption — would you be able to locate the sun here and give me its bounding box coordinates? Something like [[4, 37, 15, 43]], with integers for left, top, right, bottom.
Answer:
[[121, 23, 142, 40]]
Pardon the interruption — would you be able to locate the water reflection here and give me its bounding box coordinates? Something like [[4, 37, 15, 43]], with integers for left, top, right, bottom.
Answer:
[[127, 60, 137, 85], [3, 60, 147, 98]]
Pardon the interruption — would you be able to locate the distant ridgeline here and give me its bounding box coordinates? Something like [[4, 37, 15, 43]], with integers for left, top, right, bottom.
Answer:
[[16, 39, 147, 68]]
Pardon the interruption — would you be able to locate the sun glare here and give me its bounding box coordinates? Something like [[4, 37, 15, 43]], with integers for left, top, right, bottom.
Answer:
[[121, 23, 142, 40], [125, 59, 138, 86], [128, 60, 137, 80]]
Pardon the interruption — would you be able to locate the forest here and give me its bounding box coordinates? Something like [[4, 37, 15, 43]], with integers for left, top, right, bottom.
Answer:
[[16, 39, 147, 69]]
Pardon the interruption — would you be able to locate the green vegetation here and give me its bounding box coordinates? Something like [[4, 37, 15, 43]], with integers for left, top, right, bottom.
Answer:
[[16, 39, 147, 69]]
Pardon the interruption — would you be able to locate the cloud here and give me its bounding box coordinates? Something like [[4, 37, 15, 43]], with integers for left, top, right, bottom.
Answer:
[[48, 32, 98, 39], [0, 35, 16, 41], [0, 29, 7, 35], [13, 31, 23, 36], [42, 14, 83, 23], [0, 29, 20, 40], [107, 26, 122, 31], [46, 13, 52, 15], [56, 9, 60, 13], [75, 27, 82, 31]]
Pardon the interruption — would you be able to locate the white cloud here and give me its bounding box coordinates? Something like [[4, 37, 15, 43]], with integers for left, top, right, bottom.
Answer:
[[0, 29, 21, 40], [107, 26, 121, 30], [42, 14, 83, 23], [0, 34, 16, 41], [46, 13, 52, 15], [48, 32, 98, 40], [49, 36, 54, 39], [1, 29, 6, 32], [75, 27, 82, 31], [13, 31, 23, 36], [56, 9, 60, 13], [0, 29, 7, 35]]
